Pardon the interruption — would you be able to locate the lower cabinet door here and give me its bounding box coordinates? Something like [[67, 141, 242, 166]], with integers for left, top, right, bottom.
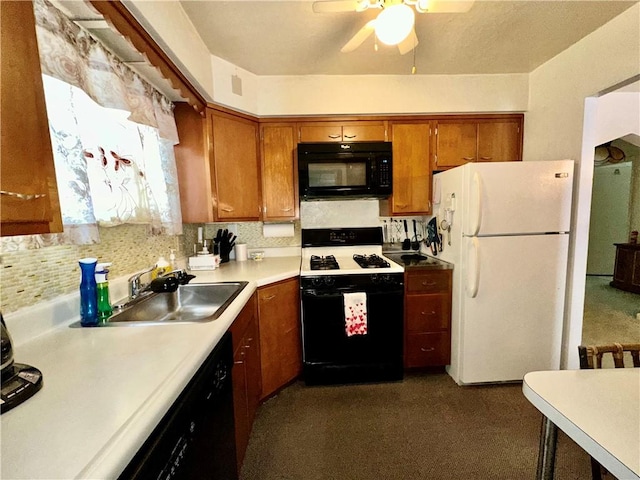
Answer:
[[405, 332, 451, 368]]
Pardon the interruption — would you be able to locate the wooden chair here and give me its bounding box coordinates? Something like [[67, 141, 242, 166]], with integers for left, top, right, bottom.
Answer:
[[577, 342, 640, 480]]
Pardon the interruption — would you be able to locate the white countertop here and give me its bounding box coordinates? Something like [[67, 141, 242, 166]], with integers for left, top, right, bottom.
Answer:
[[523, 369, 640, 480], [1, 256, 301, 480]]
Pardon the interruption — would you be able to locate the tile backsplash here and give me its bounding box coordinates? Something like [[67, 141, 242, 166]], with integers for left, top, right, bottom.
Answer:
[[0, 221, 302, 314], [1, 200, 425, 314], [0, 225, 184, 314]]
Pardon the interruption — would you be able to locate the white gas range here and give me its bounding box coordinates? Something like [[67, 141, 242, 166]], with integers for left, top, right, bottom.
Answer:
[[300, 228, 404, 277], [299, 227, 405, 386]]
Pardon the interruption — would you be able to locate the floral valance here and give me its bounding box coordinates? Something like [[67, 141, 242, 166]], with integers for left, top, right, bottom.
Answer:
[[33, 0, 179, 144]]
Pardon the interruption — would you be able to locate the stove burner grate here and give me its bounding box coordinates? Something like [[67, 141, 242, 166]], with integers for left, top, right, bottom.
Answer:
[[310, 255, 340, 270], [352, 254, 390, 269]]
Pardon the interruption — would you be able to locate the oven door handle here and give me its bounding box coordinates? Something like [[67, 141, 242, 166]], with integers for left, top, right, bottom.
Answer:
[[302, 288, 403, 297], [302, 289, 345, 298]]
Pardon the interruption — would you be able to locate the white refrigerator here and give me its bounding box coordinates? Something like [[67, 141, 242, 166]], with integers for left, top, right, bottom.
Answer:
[[432, 160, 574, 385]]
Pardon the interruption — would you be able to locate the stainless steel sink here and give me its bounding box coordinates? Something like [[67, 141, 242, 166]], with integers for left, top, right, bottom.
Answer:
[[72, 282, 248, 327]]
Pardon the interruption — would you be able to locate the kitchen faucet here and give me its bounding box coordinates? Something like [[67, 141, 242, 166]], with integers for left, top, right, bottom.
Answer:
[[127, 266, 155, 300]]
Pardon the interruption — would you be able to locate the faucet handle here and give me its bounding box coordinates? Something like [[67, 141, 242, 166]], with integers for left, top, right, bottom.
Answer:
[[160, 269, 193, 285]]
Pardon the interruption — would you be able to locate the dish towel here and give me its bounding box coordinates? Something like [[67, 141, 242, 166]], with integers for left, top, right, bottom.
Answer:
[[343, 292, 368, 337]]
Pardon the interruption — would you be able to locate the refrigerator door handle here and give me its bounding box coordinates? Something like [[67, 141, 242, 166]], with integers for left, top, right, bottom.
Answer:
[[465, 237, 480, 298], [468, 172, 483, 236]]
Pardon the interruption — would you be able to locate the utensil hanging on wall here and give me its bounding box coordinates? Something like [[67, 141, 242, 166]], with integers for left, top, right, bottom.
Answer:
[[402, 220, 411, 250]]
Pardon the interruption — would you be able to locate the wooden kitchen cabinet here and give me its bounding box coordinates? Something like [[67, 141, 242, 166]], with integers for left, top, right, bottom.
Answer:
[[1, 0, 63, 236], [211, 110, 261, 220], [173, 105, 261, 222], [229, 294, 261, 470], [610, 243, 640, 294], [384, 122, 433, 215], [260, 124, 298, 221], [298, 121, 387, 143], [435, 117, 523, 170], [404, 269, 452, 368], [173, 103, 215, 223], [258, 277, 302, 399]]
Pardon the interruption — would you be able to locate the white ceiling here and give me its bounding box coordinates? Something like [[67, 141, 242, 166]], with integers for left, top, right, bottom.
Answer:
[[177, 0, 638, 76], [53, 0, 638, 98]]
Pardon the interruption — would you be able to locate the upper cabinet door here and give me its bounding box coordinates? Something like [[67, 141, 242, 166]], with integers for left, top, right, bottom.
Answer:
[[341, 122, 387, 142], [298, 121, 387, 143], [1, 1, 62, 236], [389, 122, 432, 215], [173, 103, 215, 223], [436, 122, 477, 169], [477, 120, 522, 162], [299, 123, 343, 142], [211, 111, 261, 221], [261, 124, 298, 221]]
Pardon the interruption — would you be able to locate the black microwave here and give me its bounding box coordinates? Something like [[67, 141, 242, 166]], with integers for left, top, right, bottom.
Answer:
[[298, 142, 392, 200]]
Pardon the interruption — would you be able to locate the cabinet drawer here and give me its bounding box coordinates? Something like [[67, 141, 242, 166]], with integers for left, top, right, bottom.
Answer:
[[405, 295, 450, 332], [405, 332, 451, 368], [406, 270, 451, 294]]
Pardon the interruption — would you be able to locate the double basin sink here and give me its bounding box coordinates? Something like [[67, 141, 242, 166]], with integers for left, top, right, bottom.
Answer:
[[77, 282, 248, 327]]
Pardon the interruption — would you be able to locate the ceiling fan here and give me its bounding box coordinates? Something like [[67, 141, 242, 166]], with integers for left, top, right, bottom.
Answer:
[[312, 0, 475, 54]]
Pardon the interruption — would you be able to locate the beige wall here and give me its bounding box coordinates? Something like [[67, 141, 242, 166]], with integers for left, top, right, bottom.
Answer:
[[523, 3, 640, 369], [254, 74, 528, 116], [124, 0, 215, 102], [524, 4, 640, 163]]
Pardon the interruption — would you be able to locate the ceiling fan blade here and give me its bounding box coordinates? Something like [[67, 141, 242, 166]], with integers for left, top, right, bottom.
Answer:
[[423, 0, 475, 13], [397, 28, 418, 55], [312, 0, 360, 13], [341, 20, 376, 53]]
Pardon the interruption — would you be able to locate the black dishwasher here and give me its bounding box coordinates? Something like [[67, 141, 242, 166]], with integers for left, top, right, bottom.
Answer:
[[119, 331, 237, 480]]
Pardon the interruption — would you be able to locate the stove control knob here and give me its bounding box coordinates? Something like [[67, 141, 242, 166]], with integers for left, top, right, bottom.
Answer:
[[312, 277, 323, 287], [370, 274, 379, 283], [381, 274, 393, 284], [324, 276, 335, 286]]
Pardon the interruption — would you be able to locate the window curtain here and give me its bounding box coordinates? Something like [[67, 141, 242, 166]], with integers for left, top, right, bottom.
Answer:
[[1, 0, 182, 251]]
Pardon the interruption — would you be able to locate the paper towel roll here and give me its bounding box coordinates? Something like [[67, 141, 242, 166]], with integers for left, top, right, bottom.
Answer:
[[263, 223, 295, 238], [235, 243, 248, 261]]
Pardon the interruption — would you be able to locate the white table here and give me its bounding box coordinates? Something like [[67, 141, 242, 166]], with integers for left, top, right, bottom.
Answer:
[[523, 369, 640, 480]]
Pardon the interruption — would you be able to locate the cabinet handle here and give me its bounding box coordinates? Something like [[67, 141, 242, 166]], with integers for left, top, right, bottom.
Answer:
[[0, 190, 47, 201], [343, 134, 356, 139], [462, 157, 475, 161], [480, 156, 492, 160], [327, 134, 341, 139], [221, 206, 235, 212], [395, 203, 408, 209], [234, 360, 245, 365], [280, 207, 292, 212], [421, 347, 436, 352], [421, 311, 436, 316], [263, 294, 276, 301], [421, 281, 437, 286]]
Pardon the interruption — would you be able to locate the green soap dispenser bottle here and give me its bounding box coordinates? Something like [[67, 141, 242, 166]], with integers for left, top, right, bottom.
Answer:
[[95, 263, 113, 323]]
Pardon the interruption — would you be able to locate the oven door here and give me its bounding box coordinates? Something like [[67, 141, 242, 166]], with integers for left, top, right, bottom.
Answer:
[[300, 286, 403, 366]]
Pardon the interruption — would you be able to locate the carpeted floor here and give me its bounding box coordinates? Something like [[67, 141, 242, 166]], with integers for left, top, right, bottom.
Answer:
[[241, 373, 593, 480], [582, 275, 640, 346]]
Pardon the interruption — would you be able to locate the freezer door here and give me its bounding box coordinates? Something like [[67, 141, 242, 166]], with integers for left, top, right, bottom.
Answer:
[[463, 160, 574, 236], [458, 234, 569, 384]]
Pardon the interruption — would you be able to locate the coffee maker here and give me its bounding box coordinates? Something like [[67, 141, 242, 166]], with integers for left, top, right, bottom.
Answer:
[[1, 313, 43, 414]]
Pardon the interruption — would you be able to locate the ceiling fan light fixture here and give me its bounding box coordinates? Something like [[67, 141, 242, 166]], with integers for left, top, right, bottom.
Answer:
[[375, 3, 415, 46]]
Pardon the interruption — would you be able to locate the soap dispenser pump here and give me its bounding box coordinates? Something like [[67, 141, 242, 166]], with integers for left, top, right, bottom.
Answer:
[[169, 248, 177, 271], [95, 263, 113, 323]]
